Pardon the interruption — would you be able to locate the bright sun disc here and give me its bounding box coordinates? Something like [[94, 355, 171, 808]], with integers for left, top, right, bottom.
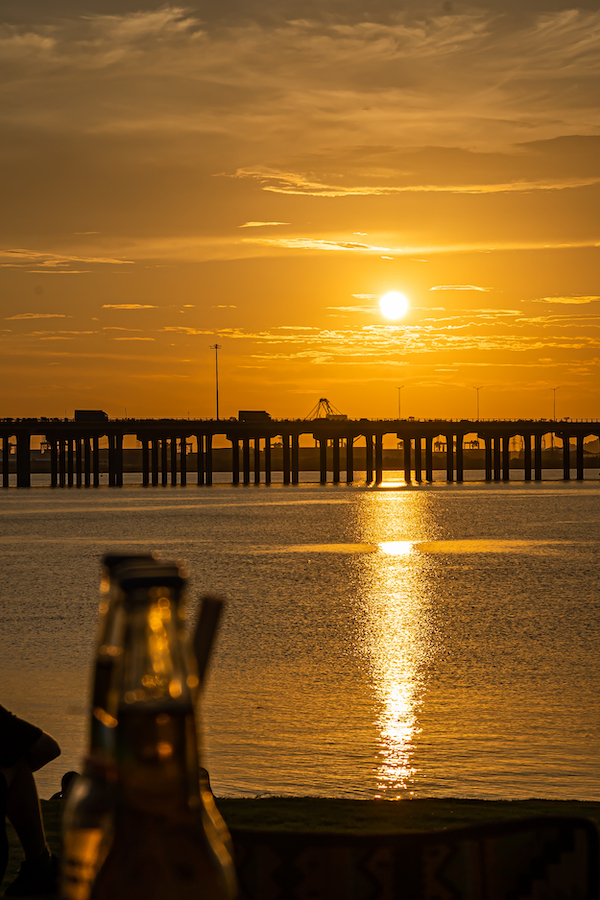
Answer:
[[380, 292, 409, 319]]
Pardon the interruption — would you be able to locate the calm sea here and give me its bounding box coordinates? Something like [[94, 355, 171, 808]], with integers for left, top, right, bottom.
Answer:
[[1, 473, 599, 801]]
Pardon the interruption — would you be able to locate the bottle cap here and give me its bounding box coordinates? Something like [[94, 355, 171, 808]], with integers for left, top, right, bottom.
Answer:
[[118, 562, 187, 594]]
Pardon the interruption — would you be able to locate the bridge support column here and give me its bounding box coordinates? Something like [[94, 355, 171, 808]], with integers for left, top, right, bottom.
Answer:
[[375, 435, 383, 484], [170, 438, 178, 485], [92, 437, 99, 487], [282, 434, 290, 484], [232, 439, 240, 485], [484, 437, 492, 481], [151, 439, 159, 485], [180, 438, 187, 486], [366, 435, 373, 483], [523, 434, 532, 481], [254, 438, 261, 484], [403, 437, 411, 483], [142, 439, 149, 486], [116, 434, 123, 487], [264, 436, 271, 485], [562, 436, 571, 480], [346, 437, 353, 484], [319, 438, 327, 484], [502, 436, 510, 481], [414, 437, 422, 482], [67, 440, 74, 486], [205, 435, 213, 485], [456, 435, 464, 483], [196, 435, 205, 485], [76, 439, 82, 486], [446, 435, 454, 482], [84, 437, 92, 487], [332, 438, 340, 483], [2, 437, 9, 488], [493, 437, 501, 481], [425, 436, 433, 482], [161, 438, 168, 485], [59, 439, 66, 487], [50, 439, 58, 487], [242, 438, 250, 485], [576, 435, 584, 480], [534, 434, 542, 480], [16, 433, 31, 488], [291, 434, 299, 484]]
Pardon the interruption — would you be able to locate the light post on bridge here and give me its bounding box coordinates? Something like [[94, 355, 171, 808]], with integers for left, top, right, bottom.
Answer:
[[475, 386, 483, 420], [210, 343, 222, 420], [552, 386, 560, 450], [397, 385, 404, 419]]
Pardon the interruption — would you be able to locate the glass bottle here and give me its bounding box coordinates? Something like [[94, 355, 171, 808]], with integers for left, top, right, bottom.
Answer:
[[90, 564, 237, 900], [61, 554, 156, 900]]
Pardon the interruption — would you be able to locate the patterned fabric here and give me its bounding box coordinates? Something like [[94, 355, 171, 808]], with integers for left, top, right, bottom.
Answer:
[[231, 816, 599, 900]]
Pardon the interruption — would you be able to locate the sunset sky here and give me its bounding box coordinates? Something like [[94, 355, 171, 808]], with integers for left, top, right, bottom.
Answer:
[[2, 0, 599, 420]]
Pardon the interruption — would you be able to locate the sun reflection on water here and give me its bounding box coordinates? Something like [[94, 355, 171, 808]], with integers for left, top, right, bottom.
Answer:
[[358, 497, 434, 796]]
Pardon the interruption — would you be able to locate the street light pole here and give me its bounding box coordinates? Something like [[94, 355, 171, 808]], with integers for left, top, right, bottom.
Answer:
[[397, 385, 404, 419], [210, 344, 222, 420], [475, 386, 482, 420], [553, 386, 560, 420]]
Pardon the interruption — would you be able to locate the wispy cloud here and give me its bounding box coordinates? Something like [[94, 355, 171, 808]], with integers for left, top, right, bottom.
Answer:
[[112, 336, 155, 341], [430, 284, 492, 292], [5, 313, 69, 320], [239, 221, 290, 228], [531, 296, 600, 304], [102, 304, 157, 309]]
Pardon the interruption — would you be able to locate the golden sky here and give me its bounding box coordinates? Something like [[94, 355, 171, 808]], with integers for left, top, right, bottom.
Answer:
[[2, 1, 599, 419]]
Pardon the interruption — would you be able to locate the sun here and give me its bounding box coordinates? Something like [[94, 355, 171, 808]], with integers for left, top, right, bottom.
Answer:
[[380, 291, 409, 320]]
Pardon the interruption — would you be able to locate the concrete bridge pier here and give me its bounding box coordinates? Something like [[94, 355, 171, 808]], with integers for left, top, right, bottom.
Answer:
[[484, 437, 492, 481], [160, 439, 168, 486], [2, 437, 10, 488], [524, 434, 532, 481], [196, 435, 205, 485], [534, 434, 543, 480], [254, 437, 261, 484], [242, 437, 250, 485], [76, 439, 82, 486], [59, 440, 67, 487], [151, 439, 159, 485], [319, 438, 327, 484], [282, 434, 290, 484], [493, 437, 501, 481], [50, 439, 58, 487], [84, 437, 91, 487], [180, 437, 187, 486], [346, 437, 354, 484], [141, 439, 149, 485], [576, 435, 584, 480], [562, 436, 571, 480], [502, 436, 510, 481], [170, 438, 178, 485], [402, 436, 411, 483], [425, 436, 433, 482], [446, 434, 454, 482], [332, 437, 340, 483], [67, 440, 74, 486], [456, 435, 464, 483], [16, 433, 31, 488], [231, 438, 240, 484], [291, 434, 299, 484], [366, 435, 373, 483], [414, 437, 422, 482], [264, 436, 271, 485], [205, 434, 213, 485], [375, 435, 383, 484], [93, 437, 100, 487]]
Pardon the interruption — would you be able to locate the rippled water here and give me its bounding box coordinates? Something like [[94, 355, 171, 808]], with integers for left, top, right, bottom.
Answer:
[[1, 475, 599, 800]]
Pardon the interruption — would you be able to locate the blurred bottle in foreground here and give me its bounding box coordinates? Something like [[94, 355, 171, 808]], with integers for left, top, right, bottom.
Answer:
[[89, 562, 237, 900], [61, 553, 156, 900]]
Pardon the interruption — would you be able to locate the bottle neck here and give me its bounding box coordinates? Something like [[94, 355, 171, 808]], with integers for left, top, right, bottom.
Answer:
[[114, 590, 201, 814]]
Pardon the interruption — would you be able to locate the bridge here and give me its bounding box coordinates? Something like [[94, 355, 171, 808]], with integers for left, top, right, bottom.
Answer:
[[1, 415, 599, 488]]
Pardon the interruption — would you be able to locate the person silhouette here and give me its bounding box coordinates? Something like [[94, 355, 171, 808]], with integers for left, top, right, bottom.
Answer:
[[50, 770, 78, 801], [0, 704, 61, 896]]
